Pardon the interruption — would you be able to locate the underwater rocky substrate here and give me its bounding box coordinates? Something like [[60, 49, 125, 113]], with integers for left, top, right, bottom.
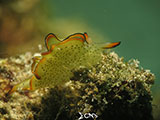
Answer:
[[0, 52, 154, 120]]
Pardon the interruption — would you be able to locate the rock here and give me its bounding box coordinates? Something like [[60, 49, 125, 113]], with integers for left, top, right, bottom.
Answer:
[[0, 52, 154, 120]]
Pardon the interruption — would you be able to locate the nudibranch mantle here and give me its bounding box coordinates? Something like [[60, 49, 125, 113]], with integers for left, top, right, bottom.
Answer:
[[8, 32, 120, 94]]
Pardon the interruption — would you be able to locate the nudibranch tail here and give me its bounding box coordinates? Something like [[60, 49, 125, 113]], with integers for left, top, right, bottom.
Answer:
[[7, 76, 36, 95], [102, 42, 121, 49]]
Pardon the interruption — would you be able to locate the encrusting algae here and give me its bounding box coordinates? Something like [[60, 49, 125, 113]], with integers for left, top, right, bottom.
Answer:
[[0, 33, 154, 120]]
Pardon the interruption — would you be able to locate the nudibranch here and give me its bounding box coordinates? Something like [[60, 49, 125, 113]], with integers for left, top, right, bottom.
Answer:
[[7, 32, 120, 94]]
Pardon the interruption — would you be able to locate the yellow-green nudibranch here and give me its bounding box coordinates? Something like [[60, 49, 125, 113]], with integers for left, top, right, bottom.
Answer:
[[7, 32, 120, 94]]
